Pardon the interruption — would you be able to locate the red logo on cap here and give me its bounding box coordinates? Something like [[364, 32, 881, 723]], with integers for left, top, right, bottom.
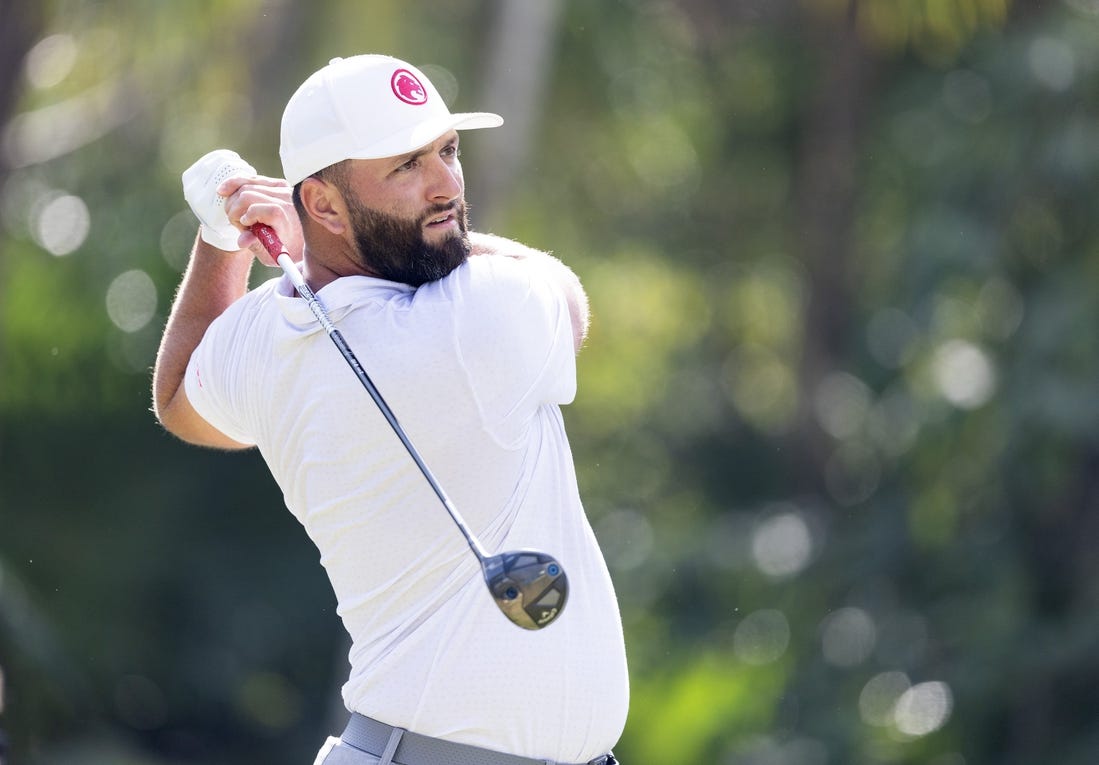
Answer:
[[391, 69, 428, 105]]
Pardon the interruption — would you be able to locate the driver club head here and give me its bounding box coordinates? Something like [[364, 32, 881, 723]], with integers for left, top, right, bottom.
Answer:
[[482, 550, 569, 630]]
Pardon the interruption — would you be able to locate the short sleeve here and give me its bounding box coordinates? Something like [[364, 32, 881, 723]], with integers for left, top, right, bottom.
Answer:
[[183, 303, 261, 446], [449, 256, 576, 446]]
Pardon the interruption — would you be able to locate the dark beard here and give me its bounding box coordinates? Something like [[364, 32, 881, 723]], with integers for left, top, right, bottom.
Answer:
[[346, 198, 471, 287]]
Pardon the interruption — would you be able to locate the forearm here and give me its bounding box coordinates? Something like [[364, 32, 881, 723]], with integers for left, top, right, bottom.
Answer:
[[469, 232, 590, 350], [152, 235, 253, 429]]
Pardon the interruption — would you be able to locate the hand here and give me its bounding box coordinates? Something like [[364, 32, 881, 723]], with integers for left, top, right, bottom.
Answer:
[[181, 149, 258, 251], [220, 176, 302, 268]]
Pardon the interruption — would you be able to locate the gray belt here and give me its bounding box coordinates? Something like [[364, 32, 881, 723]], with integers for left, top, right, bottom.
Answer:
[[341, 713, 618, 765]]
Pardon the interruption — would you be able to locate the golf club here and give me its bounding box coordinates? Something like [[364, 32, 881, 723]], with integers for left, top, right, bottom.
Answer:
[[251, 223, 568, 630]]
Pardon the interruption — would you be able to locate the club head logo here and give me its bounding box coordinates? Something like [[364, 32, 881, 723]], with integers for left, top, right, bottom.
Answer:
[[391, 69, 428, 105]]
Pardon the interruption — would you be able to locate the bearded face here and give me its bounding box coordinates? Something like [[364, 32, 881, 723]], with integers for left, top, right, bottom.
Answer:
[[344, 194, 471, 287]]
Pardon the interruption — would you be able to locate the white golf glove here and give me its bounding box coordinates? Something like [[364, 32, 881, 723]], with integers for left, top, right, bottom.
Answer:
[[181, 149, 257, 251]]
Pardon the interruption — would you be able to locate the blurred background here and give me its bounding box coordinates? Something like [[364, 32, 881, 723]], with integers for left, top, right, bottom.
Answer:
[[2, 0, 1099, 763]]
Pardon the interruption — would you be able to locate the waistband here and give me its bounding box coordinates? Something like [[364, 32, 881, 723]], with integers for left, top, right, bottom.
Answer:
[[341, 713, 618, 765]]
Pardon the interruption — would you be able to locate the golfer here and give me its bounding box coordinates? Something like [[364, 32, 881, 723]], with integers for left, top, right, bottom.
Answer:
[[153, 54, 628, 765]]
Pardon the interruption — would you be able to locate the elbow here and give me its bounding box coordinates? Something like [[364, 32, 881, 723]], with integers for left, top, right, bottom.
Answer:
[[151, 402, 194, 444], [563, 274, 590, 352], [570, 295, 590, 352], [151, 390, 249, 450]]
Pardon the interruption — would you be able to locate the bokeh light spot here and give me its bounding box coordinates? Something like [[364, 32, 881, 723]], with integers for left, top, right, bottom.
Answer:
[[1029, 37, 1075, 92], [106, 269, 158, 333], [932, 339, 996, 409], [32, 193, 90, 256], [894, 681, 954, 737], [235, 671, 301, 730], [820, 607, 877, 667], [814, 372, 872, 439], [751, 509, 813, 579], [733, 609, 790, 665], [161, 208, 199, 271], [867, 385, 921, 457], [25, 34, 78, 89], [627, 117, 700, 194], [859, 671, 911, 727], [824, 441, 881, 506], [942, 69, 992, 124], [723, 345, 798, 434], [595, 508, 654, 571]]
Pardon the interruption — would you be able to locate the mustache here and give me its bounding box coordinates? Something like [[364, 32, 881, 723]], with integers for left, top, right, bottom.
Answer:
[[419, 201, 462, 226]]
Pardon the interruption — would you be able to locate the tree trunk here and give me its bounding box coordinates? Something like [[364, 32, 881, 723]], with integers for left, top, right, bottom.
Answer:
[[790, 0, 873, 492], [471, 0, 565, 230]]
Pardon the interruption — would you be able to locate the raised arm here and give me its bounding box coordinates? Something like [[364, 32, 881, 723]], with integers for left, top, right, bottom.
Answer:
[[153, 236, 255, 448], [468, 232, 590, 352], [152, 151, 301, 447]]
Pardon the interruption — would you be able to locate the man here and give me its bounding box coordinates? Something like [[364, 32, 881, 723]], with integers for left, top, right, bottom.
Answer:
[[152, 54, 628, 765]]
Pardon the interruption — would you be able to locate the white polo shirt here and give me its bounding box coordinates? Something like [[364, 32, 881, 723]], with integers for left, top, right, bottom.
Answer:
[[185, 254, 629, 763]]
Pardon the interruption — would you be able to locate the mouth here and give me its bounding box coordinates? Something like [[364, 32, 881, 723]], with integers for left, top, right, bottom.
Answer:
[[423, 205, 460, 232]]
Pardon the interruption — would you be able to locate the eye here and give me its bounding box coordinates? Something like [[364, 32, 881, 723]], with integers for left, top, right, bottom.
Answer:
[[442, 144, 461, 159], [396, 158, 419, 172]]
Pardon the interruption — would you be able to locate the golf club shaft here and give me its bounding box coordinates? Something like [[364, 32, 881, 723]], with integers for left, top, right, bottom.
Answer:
[[251, 224, 491, 562]]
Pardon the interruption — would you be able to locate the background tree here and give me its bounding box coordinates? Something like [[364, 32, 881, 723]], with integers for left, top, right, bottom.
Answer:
[[2, 1, 1098, 764]]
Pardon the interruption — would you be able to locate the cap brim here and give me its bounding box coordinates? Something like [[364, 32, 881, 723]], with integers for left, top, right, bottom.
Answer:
[[349, 111, 503, 163], [282, 112, 503, 184]]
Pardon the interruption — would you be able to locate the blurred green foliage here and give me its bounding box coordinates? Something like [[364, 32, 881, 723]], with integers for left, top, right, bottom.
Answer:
[[3, 1, 1099, 764]]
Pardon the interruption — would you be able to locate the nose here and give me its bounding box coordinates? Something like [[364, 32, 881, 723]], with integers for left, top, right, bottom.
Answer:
[[425, 155, 463, 203]]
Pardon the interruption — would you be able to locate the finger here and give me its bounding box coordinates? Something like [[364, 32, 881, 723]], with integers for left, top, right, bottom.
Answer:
[[238, 201, 294, 230], [236, 229, 280, 267], [223, 189, 289, 229], [216, 175, 290, 195], [223, 188, 293, 220], [214, 175, 253, 200]]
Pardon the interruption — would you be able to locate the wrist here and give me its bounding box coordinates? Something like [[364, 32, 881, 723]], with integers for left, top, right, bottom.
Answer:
[[191, 233, 256, 277], [199, 223, 243, 252]]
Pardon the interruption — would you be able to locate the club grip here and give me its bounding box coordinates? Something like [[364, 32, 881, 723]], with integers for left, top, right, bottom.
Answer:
[[251, 223, 283, 258], [252, 222, 309, 296]]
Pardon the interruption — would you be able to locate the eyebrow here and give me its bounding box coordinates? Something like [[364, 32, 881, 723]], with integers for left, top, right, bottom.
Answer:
[[393, 134, 459, 166], [394, 146, 431, 166]]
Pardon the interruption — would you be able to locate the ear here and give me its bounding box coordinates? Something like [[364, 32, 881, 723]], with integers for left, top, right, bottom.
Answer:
[[300, 177, 348, 236]]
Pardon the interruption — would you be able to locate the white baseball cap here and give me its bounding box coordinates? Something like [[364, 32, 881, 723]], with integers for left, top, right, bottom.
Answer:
[[279, 54, 503, 185]]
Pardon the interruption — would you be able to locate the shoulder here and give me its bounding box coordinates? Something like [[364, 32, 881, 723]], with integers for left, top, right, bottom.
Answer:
[[426, 254, 539, 307]]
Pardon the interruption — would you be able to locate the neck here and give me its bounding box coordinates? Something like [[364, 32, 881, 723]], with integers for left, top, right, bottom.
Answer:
[[300, 238, 378, 293]]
